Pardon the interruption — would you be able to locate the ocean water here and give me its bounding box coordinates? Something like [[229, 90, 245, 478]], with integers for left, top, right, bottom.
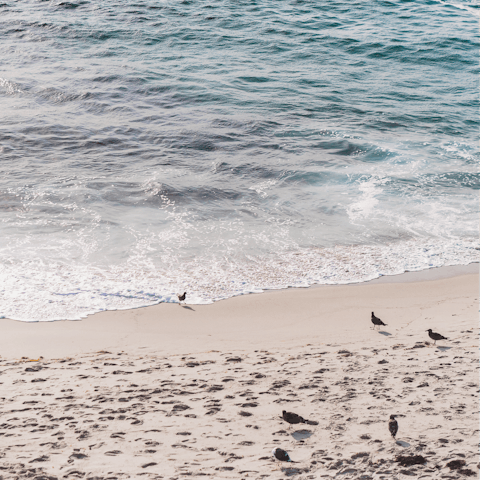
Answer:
[[0, 0, 478, 322]]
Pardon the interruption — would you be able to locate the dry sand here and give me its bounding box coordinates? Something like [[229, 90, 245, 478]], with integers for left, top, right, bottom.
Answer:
[[0, 266, 478, 479]]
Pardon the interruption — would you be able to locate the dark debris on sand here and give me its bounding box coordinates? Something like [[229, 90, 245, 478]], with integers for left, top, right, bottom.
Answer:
[[446, 459, 477, 476], [395, 455, 426, 466]]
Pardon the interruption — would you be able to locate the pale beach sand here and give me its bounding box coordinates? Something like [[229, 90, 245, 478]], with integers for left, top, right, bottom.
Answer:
[[0, 265, 478, 479]]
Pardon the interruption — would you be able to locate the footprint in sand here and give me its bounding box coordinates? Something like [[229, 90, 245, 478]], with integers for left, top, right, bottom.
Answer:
[[105, 450, 122, 456]]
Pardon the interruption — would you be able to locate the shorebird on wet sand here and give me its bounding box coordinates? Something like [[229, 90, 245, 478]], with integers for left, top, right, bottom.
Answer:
[[177, 292, 186, 305], [371, 312, 387, 330], [426, 329, 448, 345], [388, 414, 398, 439], [272, 448, 294, 463], [282, 410, 317, 429]]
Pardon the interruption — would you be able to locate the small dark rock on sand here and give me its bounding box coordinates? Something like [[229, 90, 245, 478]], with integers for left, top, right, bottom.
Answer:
[[446, 459, 465, 470], [444, 461, 476, 477], [395, 455, 426, 466], [459, 470, 477, 477]]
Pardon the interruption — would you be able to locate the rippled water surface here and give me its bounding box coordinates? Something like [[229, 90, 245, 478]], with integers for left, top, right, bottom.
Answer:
[[1, 0, 478, 321]]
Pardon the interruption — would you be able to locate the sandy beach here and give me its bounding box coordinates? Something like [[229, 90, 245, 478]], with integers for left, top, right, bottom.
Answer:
[[0, 265, 478, 479]]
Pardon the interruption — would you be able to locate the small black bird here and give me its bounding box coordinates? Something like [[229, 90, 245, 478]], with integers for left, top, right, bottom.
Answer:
[[177, 292, 186, 305], [282, 410, 317, 428], [282, 410, 305, 428], [388, 414, 398, 439], [371, 312, 387, 330], [272, 448, 294, 462], [426, 329, 448, 345]]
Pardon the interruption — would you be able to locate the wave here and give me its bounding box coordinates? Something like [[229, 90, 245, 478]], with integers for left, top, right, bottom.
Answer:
[[0, 237, 478, 322]]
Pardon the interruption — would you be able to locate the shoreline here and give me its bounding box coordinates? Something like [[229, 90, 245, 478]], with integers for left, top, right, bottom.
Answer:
[[1, 263, 477, 359], [1, 264, 478, 478], [356, 262, 478, 285], [1, 262, 477, 325]]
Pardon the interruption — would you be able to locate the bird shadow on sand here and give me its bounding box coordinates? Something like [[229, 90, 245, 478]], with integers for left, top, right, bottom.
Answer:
[[436, 346, 451, 351], [282, 467, 302, 476], [378, 331, 392, 336], [181, 306, 195, 311], [291, 429, 313, 441], [395, 440, 411, 448]]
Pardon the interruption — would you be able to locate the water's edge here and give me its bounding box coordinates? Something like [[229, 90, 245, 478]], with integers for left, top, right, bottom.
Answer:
[[5, 262, 477, 323], [358, 262, 478, 285]]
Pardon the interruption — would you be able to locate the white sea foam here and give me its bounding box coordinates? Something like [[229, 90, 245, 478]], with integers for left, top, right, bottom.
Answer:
[[0, 238, 478, 322], [346, 175, 386, 222]]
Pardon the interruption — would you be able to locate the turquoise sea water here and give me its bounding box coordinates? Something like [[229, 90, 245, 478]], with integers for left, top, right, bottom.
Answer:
[[0, 0, 478, 321]]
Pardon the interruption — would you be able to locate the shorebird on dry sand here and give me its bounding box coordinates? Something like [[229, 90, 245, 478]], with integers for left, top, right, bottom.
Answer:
[[389, 414, 398, 439], [177, 292, 186, 305], [282, 410, 317, 429], [272, 448, 294, 462], [371, 312, 387, 330], [426, 329, 448, 345]]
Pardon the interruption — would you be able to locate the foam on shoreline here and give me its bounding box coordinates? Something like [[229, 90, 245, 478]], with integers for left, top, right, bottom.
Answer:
[[1, 264, 477, 359], [2, 237, 478, 322]]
